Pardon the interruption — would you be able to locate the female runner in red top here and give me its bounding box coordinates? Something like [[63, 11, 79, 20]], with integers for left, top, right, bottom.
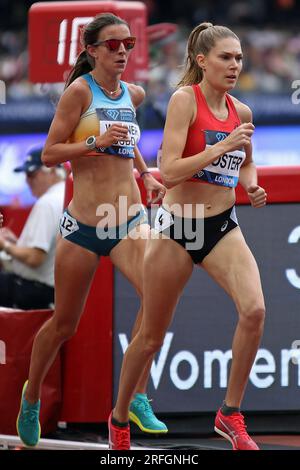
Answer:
[[110, 22, 266, 450]]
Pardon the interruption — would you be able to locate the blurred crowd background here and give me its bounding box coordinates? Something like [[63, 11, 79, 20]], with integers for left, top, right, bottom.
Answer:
[[0, 0, 300, 204], [1, 0, 300, 111]]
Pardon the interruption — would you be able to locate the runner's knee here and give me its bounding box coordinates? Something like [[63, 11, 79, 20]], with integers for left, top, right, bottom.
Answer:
[[239, 304, 265, 331], [139, 333, 164, 355]]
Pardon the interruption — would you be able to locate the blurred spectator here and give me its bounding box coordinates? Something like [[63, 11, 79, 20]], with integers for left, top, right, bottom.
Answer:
[[0, 147, 65, 309]]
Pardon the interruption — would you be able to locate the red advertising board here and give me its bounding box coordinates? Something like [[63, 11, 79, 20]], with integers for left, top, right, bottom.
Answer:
[[28, 1, 148, 83]]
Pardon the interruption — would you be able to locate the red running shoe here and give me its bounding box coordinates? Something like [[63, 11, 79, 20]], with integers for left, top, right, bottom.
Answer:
[[214, 409, 259, 450], [108, 411, 130, 450]]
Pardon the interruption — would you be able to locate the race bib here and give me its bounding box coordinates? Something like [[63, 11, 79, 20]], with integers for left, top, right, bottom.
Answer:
[[154, 206, 174, 232], [96, 107, 140, 158], [60, 212, 79, 238], [192, 130, 246, 188]]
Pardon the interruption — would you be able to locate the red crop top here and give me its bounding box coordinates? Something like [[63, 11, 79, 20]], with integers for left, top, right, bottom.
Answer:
[[182, 85, 245, 188]]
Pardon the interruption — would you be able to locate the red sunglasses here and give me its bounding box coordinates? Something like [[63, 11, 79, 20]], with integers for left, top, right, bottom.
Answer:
[[93, 36, 136, 52]]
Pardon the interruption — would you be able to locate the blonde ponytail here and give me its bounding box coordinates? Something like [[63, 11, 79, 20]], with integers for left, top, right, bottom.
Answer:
[[177, 22, 239, 88]]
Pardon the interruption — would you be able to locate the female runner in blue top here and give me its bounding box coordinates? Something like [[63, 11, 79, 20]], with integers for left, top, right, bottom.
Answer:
[[16, 13, 167, 447]]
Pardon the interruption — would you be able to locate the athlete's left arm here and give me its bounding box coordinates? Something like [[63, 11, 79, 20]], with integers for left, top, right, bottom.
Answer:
[[128, 84, 166, 204], [234, 99, 267, 208]]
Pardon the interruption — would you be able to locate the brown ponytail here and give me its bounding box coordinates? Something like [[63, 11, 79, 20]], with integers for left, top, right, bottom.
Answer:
[[177, 22, 239, 88], [64, 50, 93, 89]]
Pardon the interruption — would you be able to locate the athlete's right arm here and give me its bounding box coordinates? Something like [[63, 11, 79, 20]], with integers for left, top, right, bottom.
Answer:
[[42, 81, 129, 167], [160, 88, 254, 189], [160, 88, 226, 188], [42, 81, 92, 166]]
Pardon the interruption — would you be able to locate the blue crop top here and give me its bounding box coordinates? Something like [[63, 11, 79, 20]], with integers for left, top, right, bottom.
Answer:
[[69, 73, 140, 159]]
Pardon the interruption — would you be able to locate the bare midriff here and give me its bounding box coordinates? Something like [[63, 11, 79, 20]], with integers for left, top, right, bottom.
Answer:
[[163, 180, 235, 218], [68, 153, 141, 227]]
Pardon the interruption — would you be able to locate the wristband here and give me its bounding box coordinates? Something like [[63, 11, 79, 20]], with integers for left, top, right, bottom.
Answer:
[[140, 171, 151, 178]]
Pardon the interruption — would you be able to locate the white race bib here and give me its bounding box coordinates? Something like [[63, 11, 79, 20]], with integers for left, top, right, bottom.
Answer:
[[60, 212, 79, 238], [154, 206, 174, 232]]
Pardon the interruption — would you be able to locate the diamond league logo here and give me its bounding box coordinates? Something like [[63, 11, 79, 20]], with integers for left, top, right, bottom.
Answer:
[[106, 109, 119, 120], [216, 132, 227, 141]]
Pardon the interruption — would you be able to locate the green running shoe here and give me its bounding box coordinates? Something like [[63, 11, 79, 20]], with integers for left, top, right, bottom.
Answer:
[[129, 393, 168, 434], [16, 380, 41, 447]]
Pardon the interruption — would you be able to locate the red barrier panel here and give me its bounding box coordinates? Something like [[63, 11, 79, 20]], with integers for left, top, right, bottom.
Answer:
[[236, 165, 300, 204], [0, 207, 31, 238], [0, 308, 61, 435], [60, 260, 113, 422], [145, 166, 300, 204]]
